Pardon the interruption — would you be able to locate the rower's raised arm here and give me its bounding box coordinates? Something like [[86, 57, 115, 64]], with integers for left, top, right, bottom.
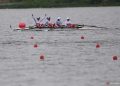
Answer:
[[40, 14, 47, 22], [32, 14, 37, 25]]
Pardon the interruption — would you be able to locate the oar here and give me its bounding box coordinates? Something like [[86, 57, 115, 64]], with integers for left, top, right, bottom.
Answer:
[[10, 25, 12, 29]]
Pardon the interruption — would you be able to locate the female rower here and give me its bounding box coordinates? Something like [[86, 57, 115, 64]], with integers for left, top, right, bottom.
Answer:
[[36, 17, 41, 27], [33, 14, 47, 28], [64, 17, 72, 27], [55, 17, 62, 27], [44, 17, 51, 27]]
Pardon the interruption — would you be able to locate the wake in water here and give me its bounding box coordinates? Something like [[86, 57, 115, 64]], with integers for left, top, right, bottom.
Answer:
[[82, 24, 120, 30]]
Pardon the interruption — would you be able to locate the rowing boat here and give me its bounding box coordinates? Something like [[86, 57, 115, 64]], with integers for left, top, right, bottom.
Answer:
[[11, 25, 100, 31], [14, 26, 82, 31], [11, 23, 108, 32]]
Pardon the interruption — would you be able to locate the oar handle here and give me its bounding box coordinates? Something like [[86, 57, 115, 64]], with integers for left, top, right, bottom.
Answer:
[[10, 25, 13, 30]]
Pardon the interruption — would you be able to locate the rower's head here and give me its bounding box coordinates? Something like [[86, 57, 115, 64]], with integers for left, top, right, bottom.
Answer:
[[67, 17, 70, 21], [37, 17, 40, 21], [57, 17, 61, 21], [47, 17, 51, 21]]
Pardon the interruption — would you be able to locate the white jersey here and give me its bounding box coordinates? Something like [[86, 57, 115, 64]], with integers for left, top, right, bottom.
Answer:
[[36, 19, 41, 24], [56, 20, 62, 26], [44, 19, 51, 26], [64, 20, 71, 26]]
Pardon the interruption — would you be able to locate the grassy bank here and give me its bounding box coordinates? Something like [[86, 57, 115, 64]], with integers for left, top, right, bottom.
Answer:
[[0, 0, 120, 8]]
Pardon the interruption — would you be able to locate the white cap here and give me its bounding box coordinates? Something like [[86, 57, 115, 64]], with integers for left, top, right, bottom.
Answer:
[[57, 17, 61, 19], [67, 17, 70, 19]]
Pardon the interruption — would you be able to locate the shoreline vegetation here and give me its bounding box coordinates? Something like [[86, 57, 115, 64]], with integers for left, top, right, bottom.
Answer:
[[0, 0, 120, 9]]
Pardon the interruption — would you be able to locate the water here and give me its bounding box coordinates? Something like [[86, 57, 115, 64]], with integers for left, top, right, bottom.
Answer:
[[0, 7, 120, 86]]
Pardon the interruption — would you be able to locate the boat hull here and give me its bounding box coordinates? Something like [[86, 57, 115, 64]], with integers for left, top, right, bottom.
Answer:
[[11, 25, 102, 31]]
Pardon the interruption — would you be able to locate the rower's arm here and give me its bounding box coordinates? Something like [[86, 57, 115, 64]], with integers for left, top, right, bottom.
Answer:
[[32, 14, 37, 24], [40, 14, 47, 22]]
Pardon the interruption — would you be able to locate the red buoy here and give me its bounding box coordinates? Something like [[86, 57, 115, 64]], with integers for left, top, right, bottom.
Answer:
[[81, 36, 84, 39], [30, 36, 34, 39], [96, 43, 100, 48], [106, 81, 110, 85], [19, 22, 26, 29], [40, 55, 44, 60], [34, 44, 38, 48], [112, 56, 118, 60]]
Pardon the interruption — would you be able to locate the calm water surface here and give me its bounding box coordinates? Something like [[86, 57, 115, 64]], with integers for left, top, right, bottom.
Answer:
[[0, 7, 120, 86]]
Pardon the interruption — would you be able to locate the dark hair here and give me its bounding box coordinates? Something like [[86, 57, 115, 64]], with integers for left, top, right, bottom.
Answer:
[[47, 17, 50, 20], [37, 17, 40, 20]]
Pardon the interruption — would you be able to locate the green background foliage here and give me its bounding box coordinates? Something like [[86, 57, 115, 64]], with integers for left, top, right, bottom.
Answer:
[[0, 0, 120, 8]]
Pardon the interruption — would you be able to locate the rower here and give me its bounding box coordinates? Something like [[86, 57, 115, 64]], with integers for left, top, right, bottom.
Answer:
[[64, 17, 72, 27], [44, 17, 51, 27], [32, 14, 47, 28], [36, 17, 40, 23], [36, 17, 41, 27], [55, 17, 62, 27]]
